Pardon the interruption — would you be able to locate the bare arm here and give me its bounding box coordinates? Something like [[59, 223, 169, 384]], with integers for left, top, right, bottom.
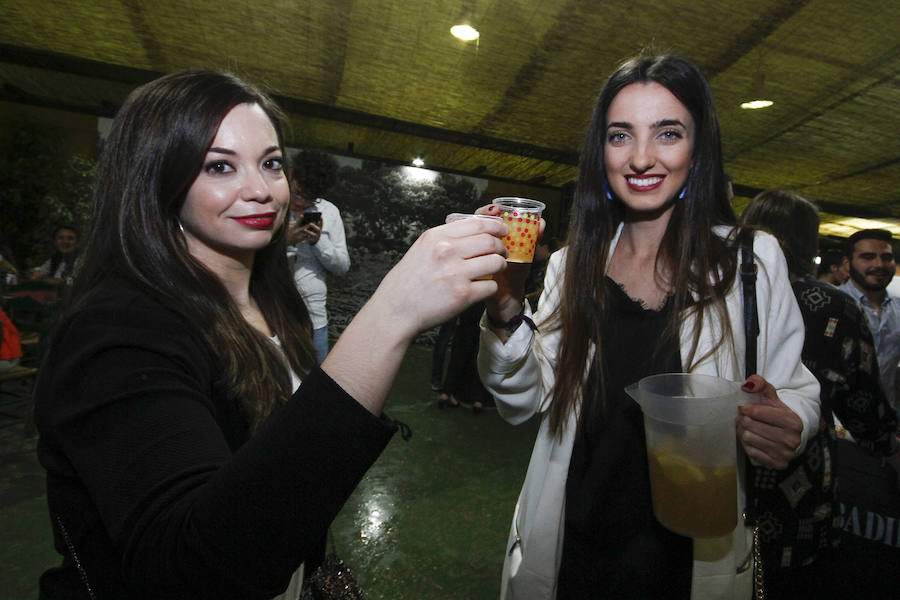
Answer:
[[321, 216, 508, 414]]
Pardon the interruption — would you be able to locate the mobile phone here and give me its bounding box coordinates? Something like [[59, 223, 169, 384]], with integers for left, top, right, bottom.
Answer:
[[301, 212, 322, 226]]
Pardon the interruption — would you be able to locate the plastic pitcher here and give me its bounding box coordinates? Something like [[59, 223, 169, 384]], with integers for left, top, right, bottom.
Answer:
[[626, 373, 753, 538]]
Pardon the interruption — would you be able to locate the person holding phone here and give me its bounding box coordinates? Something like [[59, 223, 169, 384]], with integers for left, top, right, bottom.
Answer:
[[300, 210, 323, 227], [286, 150, 350, 363]]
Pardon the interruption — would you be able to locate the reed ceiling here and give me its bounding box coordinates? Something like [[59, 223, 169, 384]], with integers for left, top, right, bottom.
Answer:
[[1, 0, 898, 224]]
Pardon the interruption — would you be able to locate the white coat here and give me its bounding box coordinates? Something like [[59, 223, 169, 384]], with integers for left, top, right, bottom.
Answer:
[[478, 226, 821, 599]]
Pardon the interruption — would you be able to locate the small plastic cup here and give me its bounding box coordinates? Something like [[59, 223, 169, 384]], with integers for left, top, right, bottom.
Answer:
[[491, 197, 545, 263], [445, 213, 504, 280], [444, 213, 503, 225]]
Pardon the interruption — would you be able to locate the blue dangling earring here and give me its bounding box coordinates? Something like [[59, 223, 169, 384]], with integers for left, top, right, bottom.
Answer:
[[679, 165, 695, 200], [603, 180, 613, 200]]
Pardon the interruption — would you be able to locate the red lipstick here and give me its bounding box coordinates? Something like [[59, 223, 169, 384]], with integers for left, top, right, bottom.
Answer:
[[232, 212, 276, 228]]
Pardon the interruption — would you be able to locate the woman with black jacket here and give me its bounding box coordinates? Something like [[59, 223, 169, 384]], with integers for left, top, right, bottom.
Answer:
[[34, 70, 509, 599]]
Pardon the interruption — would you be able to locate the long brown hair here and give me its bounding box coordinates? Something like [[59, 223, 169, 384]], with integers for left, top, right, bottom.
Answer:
[[547, 54, 743, 437], [741, 190, 819, 278], [69, 70, 317, 430]]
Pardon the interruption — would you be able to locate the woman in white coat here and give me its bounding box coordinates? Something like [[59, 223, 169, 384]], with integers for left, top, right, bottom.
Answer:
[[477, 54, 820, 599]]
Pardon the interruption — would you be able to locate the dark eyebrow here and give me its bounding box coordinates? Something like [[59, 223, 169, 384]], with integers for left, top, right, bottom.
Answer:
[[653, 119, 687, 129], [607, 119, 687, 130], [206, 146, 281, 158]]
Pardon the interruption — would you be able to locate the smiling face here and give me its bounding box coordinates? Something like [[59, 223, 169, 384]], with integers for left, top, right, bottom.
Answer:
[[603, 81, 695, 218], [179, 103, 289, 273], [848, 238, 895, 292], [54, 228, 77, 255]]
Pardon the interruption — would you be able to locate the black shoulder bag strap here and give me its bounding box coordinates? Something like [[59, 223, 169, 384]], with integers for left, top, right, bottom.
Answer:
[[741, 236, 759, 378], [739, 235, 765, 599]]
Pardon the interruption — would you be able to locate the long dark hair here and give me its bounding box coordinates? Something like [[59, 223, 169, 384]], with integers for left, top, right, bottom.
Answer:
[[742, 190, 819, 277], [69, 70, 317, 429], [548, 54, 742, 436]]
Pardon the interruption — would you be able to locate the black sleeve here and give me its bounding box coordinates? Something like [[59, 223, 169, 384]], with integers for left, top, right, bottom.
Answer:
[[796, 282, 897, 455], [40, 297, 395, 598]]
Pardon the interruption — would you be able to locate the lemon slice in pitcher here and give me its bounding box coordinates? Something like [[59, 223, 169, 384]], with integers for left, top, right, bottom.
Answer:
[[652, 452, 706, 485]]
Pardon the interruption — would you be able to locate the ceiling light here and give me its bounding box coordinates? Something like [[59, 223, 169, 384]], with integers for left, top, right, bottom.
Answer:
[[411, 156, 425, 167], [741, 100, 774, 110], [450, 24, 479, 41], [818, 216, 900, 238], [742, 50, 774, 111]]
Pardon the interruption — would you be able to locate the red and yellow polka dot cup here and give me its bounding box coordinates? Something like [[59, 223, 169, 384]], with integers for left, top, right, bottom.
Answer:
[[492, 197, 545, 263]]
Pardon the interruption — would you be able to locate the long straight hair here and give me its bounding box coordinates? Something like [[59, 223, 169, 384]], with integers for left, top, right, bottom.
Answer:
[[69, 70, 317, 430], [548, 54, 743, 436]]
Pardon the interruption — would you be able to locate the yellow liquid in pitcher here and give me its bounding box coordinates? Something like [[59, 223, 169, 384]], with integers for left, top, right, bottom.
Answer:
[[647, 451, 737, 538]]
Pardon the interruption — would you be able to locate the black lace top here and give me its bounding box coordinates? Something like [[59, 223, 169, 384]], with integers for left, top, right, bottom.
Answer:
[[557, 277, 692, 599]]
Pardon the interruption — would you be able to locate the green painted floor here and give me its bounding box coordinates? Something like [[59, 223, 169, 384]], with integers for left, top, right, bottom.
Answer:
[[0, 343, 539, 600]]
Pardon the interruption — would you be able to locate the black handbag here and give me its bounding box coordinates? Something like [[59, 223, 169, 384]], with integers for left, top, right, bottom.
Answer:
[[831, 438, 900, 595], [299, 529, 366, 600]]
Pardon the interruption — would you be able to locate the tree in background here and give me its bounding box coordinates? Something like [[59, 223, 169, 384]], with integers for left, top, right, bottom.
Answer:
[[330, 161, 479, 253], [325, 160, 481, 341], [0, 119, 94, 269]]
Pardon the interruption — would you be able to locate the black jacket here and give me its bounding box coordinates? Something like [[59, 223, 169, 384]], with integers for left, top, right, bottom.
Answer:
[[34, 281, 395, 599]]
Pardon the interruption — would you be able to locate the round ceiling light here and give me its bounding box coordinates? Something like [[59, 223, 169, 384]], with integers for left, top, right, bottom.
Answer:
[[450, 24, 479, 41], [741, 100, 774, 110]]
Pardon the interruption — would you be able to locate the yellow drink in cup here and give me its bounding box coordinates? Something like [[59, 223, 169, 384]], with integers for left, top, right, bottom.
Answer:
[[491, 197, 545, 263]]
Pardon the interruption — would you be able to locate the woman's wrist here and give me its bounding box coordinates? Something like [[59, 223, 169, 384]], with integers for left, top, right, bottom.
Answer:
[[360, 293, 419, 348], [323, 296, 413, 415], [484, 295, 525, 324], [486, 304, 537, 335]]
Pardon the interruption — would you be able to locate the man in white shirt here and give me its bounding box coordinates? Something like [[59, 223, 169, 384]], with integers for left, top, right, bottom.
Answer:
[[839, 229, 900, 415], [286, 151, 350, 363]]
